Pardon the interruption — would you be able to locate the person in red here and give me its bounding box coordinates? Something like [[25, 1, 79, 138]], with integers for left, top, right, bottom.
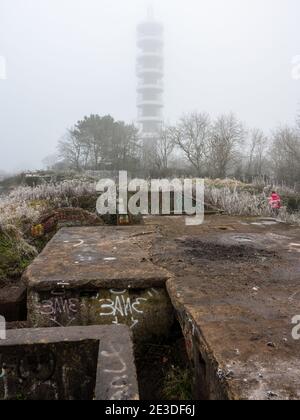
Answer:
[[268, 191, 281, 216]]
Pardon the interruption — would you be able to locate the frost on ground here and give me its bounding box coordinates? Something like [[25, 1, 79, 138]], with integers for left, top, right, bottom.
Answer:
[[0, 178, 299, 285], [203, 179, 300, 225], [0, 180, 97, 285]]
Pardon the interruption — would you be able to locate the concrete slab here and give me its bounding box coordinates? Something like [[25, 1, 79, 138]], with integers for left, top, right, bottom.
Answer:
[[145, 215, 300, 400], [0, 325, 139, 400], [24, 227, 174, 340], [24, 226, 170, 290]]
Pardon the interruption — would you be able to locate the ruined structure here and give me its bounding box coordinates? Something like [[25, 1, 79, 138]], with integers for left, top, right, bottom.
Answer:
[[0, 325, 138, 400], [3, 212, 300, 400], [24, 226, 173, 343]]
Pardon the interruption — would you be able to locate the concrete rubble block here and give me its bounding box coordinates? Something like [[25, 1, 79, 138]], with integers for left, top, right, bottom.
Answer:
[[0, 325, 139, 400], [23, 227, 174, 341]]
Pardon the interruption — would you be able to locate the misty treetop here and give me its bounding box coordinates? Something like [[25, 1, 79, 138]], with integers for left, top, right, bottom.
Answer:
[[56, 111, 300, 188], [58, 114, 141, 172]]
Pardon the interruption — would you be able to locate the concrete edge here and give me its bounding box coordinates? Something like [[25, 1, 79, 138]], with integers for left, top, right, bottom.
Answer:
[[166, 278, 236, 400], [1, 325, 139, 401]]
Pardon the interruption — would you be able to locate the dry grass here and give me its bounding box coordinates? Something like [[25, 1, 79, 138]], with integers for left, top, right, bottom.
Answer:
[[0, 180, 97, 231], [0, 180, 98, 283], [0, 177, 299, 284], [1, 178, 299, 233], [204, 184, 300, 225], [205, 186, 272, 217]]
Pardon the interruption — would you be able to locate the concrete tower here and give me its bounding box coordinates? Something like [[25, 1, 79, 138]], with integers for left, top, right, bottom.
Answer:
[[136, 8, 164, 144]]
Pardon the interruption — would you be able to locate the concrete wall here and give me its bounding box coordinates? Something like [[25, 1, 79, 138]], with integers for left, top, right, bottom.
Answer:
[[0, 326, 139, 400], [27, 287, 174, 343]]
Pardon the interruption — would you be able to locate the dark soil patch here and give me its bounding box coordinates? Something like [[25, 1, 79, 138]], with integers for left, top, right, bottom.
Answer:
[[177, 238, 276, 263]]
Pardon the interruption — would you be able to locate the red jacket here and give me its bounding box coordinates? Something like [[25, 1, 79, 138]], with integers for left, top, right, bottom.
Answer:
[[269, 193, 281, 209]]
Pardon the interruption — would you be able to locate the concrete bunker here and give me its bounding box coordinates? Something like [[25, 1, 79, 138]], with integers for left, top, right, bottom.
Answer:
[[23, 226, 174, 344], [18, 216, 300, 400], [21, 225, 193, 399], [0, 325, 139, 401]]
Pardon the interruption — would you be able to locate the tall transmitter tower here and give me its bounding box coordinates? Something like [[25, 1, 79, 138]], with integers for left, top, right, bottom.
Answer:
[[137, 8, 164, 144]]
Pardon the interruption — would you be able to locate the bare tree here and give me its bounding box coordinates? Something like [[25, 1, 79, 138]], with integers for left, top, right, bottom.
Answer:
[[271, 126, 300, 184], [58, 130, 83, 171], [246, 128, 269, 178], [208, 113, 245, 178], [42, 153, 59, 170], [171, 112, 211, 175], [152, 127, 175, 170]]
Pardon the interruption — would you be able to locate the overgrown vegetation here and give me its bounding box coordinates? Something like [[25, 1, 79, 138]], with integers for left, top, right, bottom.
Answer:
[[162, 366, 192, 400], [0, 225, 37, 287], [0, 180, 99, 285], [203, 178, 300, 222], [0, 176, 299, 285]]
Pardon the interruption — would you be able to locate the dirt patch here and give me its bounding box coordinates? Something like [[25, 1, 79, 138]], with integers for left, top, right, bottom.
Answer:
[[177, 238, 277, 263]]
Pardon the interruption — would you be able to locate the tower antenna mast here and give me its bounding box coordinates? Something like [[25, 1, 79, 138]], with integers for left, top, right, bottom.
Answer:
[[147, 4, 154, 20], [137, 5, 164, 153]]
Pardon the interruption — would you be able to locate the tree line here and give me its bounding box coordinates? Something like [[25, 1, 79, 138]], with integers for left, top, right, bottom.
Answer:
[[51, 112, 300, 188], [56, 115, 141, 172]]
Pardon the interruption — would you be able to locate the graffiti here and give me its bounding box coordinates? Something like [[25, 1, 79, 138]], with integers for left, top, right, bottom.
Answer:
[[0, 351, 57, 400], [37, 290, 80, 327], [33, 287, 161, 329], [100, 289, 148, 329], [18, 351, 56, 382], [147, 288, 159, 298], [75, 254, 93, 263], [73, 240, 84, 248], [101, 344, 132, 400], [292, 315, 300, 340], [0, 316, 5, 340], [39, 297, 79, 317], [0, 364, 9, 400]]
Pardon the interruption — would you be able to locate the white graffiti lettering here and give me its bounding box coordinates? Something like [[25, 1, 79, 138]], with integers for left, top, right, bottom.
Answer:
[[101, 344, 133, 400], [39, 298, 79, 318]]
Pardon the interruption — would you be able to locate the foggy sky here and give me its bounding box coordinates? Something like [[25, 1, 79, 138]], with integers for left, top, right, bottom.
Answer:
[[0, 0, 299, 172]]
